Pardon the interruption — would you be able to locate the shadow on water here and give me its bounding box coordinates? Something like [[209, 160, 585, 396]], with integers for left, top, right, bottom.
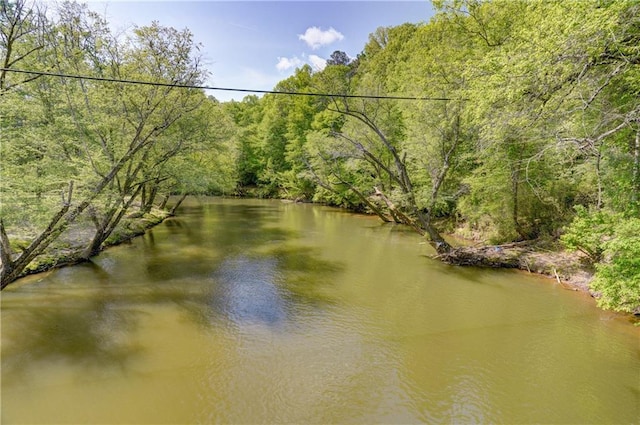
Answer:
[[266, 245, 344, 306], [420, 254, 513, 288], [1, 295, 144, 379], [204, 203, 296, 251], [141, 203, 299, 282], [2, 200, 345, 373]]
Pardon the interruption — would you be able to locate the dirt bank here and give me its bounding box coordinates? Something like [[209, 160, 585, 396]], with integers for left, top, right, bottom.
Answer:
[[438, 239, 595, 294]]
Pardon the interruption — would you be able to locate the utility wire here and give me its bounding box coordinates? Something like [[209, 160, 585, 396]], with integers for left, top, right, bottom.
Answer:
[[0, 68, 462, 101]]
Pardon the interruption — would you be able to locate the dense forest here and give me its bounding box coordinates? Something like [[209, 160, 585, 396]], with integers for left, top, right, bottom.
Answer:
[[1, 0, 639, 314]]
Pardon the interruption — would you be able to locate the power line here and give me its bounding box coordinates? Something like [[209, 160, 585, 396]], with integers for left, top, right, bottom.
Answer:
[[0, 68, 462, 101]]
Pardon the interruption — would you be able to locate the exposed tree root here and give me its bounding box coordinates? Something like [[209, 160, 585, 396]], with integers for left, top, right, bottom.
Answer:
[[437, 243, 524, 268], [436, 240, 595, 294]]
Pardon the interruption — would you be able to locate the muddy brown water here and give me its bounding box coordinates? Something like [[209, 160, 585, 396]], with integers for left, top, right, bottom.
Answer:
[[2, 198, 639, 424]]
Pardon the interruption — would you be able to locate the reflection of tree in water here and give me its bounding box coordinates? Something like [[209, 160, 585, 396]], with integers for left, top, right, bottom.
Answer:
[[204, 204, 295, 252], [1, 291, 143, 379], [141, 204, 298, 282], [267, 245, 343, 307], [144, 203, 346, 327], [162, 203, 285, 247], [2, 202, 345, 376], [155, 244, 345, 328]]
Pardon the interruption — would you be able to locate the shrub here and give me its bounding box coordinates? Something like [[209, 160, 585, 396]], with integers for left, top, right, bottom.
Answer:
[[590, 218, 640, 314], [561, 206, 618, 262]]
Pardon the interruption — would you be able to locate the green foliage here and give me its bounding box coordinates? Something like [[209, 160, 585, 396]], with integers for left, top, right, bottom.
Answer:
[[590, 218, 640, 314], [1, 0, 230, 287], [3, 0, 640, 312], [224, 96, 264, 187], [562, 207, 640, 313], [561, 206, 619, 262]]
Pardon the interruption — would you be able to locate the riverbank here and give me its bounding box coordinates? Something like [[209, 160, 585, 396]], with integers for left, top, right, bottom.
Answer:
[[439, 238, 595, 293], [6, 207, 170, 279], [4, 196, 629, 320], [278, 197, 603, 305], [438, 233, 640, 323]]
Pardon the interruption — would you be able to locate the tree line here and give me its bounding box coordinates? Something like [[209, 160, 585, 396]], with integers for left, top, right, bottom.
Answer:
[[1, 0, 638, 314]]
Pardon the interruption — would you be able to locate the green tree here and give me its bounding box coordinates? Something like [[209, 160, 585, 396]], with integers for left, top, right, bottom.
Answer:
[[310, 26, 453, 250], [0, 0, 47, 92], [249, 65, 320, 199], [590, 218, 640, 314], [225, 95, 263, 189], [1, 2, 209, 286]]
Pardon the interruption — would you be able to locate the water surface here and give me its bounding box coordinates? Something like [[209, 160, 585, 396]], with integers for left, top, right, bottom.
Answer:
[[2, 198, 639, 423]]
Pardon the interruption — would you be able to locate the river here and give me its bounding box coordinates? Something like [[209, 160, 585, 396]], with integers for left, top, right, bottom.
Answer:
[[2, 198, 638, 424]]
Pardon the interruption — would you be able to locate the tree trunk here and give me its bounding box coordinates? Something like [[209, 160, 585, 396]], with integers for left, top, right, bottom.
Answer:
[[595, 148, 603, 211], [511, 168, 528, 240], [373, 186, 450, 253], [374, 187, 424, 235], [81, 186, 143, 260], [140, 180, 161, 213], [170, 194, 188, 216], [350, 187, 391, 223], [0, 220, 15, 281], [632, 127, 640, 206], [159, 194, 170, 210], [328, 172, 391, 223], [145, 183, 159, 212], [140, 184, 147, 212], [0, 182, 74, 289], [82, 208, 113, 260], [0, 201, 70, 288]]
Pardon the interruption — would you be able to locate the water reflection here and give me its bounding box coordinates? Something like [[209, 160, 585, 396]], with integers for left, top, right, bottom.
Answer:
[[264, 245, 343, 307], [2, 198, 639, 425], [211, 255, 288, 326], [1, 295, 143, 380], [2, 200, 339, 381], [207, 246, 344, 327]]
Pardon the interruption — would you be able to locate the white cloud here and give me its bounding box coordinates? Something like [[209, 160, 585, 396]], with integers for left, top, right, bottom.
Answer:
[[298, 26, 344, 50], [308, 55, 327, 71], [276, 56, 303, 71]]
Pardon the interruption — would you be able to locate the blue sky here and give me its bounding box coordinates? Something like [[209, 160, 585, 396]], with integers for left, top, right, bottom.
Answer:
[[88, 1, 436, 101]]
